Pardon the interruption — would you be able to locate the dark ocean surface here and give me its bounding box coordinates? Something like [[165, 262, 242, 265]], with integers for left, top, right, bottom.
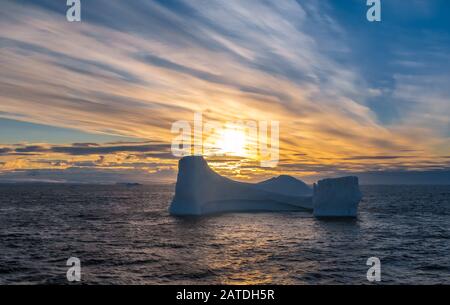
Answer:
[[0, 184, 449, 284]]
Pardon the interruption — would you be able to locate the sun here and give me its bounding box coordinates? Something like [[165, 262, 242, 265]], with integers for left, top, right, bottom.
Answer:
[[217, 127, 248, 157]]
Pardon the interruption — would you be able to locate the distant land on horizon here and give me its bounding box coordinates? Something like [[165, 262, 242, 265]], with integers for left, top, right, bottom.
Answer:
[[0, 169, 448, 185]]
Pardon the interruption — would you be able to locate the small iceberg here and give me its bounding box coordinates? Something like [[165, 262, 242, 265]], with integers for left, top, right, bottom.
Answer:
[[169, 156, 361, 217], [313, 176, 362, 217]]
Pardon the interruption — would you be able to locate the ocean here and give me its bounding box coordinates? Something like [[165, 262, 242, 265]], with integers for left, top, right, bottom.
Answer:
[[0, 184, 449, 284]]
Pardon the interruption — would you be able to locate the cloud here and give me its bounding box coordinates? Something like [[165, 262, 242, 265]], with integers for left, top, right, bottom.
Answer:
[[0, 140, 178, 183], [0, 0, 448, 181], [50, 143, 171, 155], [343, 155, 416, 160], [0, 142, 170, 155], [0, 148, 12, 154]]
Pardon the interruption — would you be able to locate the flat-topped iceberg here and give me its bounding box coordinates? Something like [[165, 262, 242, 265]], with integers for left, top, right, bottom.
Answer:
[[313, 176, 362, 217], [169, 156, 361, 217]]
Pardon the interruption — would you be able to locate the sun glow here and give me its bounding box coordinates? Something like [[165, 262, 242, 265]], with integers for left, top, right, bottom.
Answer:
[[217, 126, 248, 157]]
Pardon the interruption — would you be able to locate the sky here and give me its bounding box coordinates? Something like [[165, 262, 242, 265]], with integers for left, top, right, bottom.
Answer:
[[0, 0, 449, 184]]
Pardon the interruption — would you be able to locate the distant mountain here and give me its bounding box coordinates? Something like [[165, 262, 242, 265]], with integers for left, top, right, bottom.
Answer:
[[256, 175, 312, 197], [115, 182, 142, 186]]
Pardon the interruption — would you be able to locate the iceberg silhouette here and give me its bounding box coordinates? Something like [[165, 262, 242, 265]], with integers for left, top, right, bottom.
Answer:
[[169, 156, 361, 217]]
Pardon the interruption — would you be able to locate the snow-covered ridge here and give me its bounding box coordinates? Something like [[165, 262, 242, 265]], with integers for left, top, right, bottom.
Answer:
[[169, 156, 361, 217]]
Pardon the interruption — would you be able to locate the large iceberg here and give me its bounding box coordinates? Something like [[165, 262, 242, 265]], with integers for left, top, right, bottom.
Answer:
[[169, 156, 361, 217]]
